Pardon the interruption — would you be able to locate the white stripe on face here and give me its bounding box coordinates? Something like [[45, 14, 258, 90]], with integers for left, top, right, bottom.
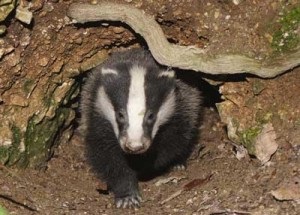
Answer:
[[152, 89, 176, 138], [96, 86, 119, 138], [126, 66, 146, 147]]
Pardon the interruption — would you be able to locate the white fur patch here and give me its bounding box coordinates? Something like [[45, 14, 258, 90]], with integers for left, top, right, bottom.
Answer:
[[152, 89, 176, 138], [127, 66, 146, 144], [101, 68, 118, 75], [158, 70, 175, 78], [96, 86, 119, 138]]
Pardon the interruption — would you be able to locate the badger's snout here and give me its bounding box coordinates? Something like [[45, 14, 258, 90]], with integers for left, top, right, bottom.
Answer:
[[120, 135, 151, 154]]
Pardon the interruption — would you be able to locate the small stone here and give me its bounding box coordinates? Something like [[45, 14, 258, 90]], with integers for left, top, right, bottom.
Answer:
[[90, 0, 98, 5], [44, 3, 54, 12], [0, 49, 4, 59], [0, 25, 6, 35], [15, 6, 33, 25], [186, 198, 193, 205], [232, 0, 242, 5], [38, 57, 49, 67], [74, 38, 83, 45], [112, 27, 125, 34], [214, 11, 220, 19]]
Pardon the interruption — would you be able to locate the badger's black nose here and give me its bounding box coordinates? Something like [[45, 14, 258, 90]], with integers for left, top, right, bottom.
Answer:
[[125, 142, 145, 153]]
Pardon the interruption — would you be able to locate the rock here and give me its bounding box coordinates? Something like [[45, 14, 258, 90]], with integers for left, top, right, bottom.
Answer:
[[0, 0, 16, 22], [217, 68, 300, 160], [15, 6, 33, 25], [0, 25, 6, 35]]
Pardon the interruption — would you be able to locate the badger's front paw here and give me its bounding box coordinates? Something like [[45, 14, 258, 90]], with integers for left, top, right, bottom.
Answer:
[[115, 192, 142, 208]]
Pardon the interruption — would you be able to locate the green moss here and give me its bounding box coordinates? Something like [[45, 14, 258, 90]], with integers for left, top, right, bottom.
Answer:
[[23, 108, 71, 168], [23, 79, 35, 95], [0, 78, 79, 168], [7, 125, 24, 166], [0, 146, 10, 165], [42, 94, 56, 108], [272, 6, 300, 52], [0, 125, 26, 166], [11, 125, 21, 146], [255, 111, 273, 124], [238, 126, 262, 155], [252, 80, 265, 95], [0, 205, 9, 215]]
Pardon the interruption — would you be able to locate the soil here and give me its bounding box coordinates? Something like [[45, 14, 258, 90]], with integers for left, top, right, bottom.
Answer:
[[1, 0, 300, 214], [1, 107, 299, 215]]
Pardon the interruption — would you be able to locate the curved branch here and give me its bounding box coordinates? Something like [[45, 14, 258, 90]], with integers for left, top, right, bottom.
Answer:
[[67, 2, 300, 78]]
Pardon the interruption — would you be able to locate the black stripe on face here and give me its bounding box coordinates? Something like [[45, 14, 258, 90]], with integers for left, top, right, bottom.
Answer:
[[100, 63, 131, 135], [143, 68, 176, 138]]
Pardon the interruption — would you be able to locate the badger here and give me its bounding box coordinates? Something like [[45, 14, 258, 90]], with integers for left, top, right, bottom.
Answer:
[[80, 48, 202, 208]]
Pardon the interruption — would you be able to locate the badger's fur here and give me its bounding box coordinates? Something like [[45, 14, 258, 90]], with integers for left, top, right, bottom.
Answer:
[[80, 49, 201, 208]]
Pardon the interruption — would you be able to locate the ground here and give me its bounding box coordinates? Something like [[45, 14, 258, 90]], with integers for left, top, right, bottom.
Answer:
[[1, 107, 299, 214], [1, 0, 300, 214]]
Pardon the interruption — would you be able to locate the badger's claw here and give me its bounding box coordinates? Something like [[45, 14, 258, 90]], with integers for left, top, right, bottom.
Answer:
[[115, 195, 142, 208], [172, 164, 186, 171], [115, 194, 142, 208]]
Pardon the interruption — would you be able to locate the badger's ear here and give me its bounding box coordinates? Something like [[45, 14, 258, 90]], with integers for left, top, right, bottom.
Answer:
[[158, 69, 175, 78], [101, 68, 119, 76]]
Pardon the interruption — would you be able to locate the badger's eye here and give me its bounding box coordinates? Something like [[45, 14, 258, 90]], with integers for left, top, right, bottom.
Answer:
[[146, 111, 156, 124], [117, 111, 126, 122]]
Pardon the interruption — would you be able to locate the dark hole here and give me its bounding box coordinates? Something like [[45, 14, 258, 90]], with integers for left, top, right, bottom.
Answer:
[[176, 69, 223, 108]]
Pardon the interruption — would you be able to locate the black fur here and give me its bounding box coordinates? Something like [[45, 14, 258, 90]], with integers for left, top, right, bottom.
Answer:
[[80, 48, 202, 208]]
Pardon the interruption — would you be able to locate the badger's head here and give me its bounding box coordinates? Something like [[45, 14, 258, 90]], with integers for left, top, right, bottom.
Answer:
[[94, 59, 176, 154]]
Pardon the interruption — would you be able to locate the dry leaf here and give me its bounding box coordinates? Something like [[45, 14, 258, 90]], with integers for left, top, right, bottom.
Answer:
[[254, 123, 278, 164], [271, 177, 300, 202]]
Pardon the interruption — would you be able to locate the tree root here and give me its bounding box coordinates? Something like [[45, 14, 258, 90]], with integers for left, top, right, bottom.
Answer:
[[67, 2, 300, 78]]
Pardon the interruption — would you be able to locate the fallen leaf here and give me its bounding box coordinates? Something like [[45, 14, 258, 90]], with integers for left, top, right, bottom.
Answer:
[[271, 177, 300, 202], [254, 123, 278, 164]]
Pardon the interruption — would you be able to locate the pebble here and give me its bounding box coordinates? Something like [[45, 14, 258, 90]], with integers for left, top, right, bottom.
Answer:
[[0, 25, 6, 35], [112, 27, 125, 34], [15, 6, 33, 25], [232, 0, 242, 5], [38, 56, 49, 67], [90, 0, 98, 5], [186, 198, 193, 205], [225, 15, 231, 20], [214, 11, 220, 19]]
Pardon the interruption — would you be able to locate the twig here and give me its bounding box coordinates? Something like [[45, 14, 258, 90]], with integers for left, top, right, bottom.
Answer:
[[0, 194, 38, 212], [0, 164, 24, 182], [160, 174, 213, 205], [209, 209, 251, 215]]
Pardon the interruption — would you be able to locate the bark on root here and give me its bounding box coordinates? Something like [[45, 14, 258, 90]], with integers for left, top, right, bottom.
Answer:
[[67, 2, 300, 78]]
